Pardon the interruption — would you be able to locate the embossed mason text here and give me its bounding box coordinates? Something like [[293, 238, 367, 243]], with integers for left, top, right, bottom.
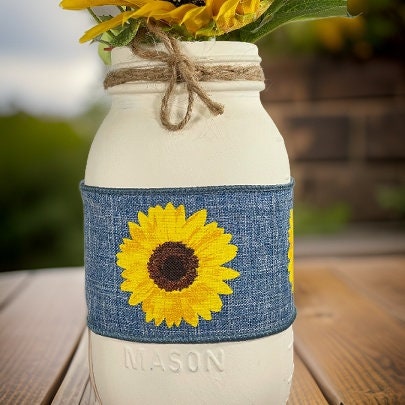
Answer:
[[124, 346, 225, 373]]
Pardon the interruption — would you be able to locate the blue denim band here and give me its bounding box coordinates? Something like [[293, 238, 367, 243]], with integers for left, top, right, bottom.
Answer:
[[81, 180, 295, 344]]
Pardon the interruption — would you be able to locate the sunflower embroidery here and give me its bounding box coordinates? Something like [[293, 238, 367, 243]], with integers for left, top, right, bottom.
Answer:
[[117, 203, 239, 328], [287, 209, 294, 292]]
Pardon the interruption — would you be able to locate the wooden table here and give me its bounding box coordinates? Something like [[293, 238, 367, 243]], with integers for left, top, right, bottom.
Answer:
[[1, 256, 404, 404]]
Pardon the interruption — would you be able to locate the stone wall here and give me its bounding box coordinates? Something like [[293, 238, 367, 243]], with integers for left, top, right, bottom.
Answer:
[[261, 56, 405, 222]]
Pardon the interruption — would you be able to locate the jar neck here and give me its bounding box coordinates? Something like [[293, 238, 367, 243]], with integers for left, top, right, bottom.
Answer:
[[107, 41, 265, 94], [111, 41, 262, 68]]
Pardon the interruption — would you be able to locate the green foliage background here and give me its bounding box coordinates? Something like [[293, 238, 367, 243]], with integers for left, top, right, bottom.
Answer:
[[0, 0, 402, 271], [0, 109, 352, 272], [259, 0, 405, 60], [0, 113, 94, 271]]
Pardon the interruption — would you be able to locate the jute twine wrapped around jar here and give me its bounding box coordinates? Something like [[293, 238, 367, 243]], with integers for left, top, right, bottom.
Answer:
[[104, 23, 265, 131]]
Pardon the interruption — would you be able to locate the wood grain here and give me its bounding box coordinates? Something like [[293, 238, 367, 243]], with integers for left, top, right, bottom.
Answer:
[[1, 256, 404, 404], [0, 271, 30, 309], [294, 263, 405, 404], [0, 268, 86, 404], [52, 331, 90, 405], [332, 256, 405, 323], [51, 327, 98, 405], [288, 352, 328, 404]]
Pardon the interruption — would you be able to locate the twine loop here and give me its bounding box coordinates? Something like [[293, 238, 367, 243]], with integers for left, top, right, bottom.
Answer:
[[104, 23, 264, 131]]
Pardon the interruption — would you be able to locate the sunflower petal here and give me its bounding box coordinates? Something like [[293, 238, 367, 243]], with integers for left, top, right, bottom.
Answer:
[[118, 203, 239, 329], [126, 282, 155, 306], [198, 243, 238, 267], [180, 7, 212, 34], [60, 0, 139, 10], [219, 266, 240, 280], [79, 11, 134, 43], [207, 280, 234, 295], [129, 1, 176, 19], [181, 297, 199, 327]]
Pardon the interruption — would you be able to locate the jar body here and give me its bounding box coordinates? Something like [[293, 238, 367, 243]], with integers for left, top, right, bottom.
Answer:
[[84, 42, 294, 404]]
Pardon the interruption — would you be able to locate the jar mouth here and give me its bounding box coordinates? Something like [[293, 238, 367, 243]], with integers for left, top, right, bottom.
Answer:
[[111, 41, 261, 69]]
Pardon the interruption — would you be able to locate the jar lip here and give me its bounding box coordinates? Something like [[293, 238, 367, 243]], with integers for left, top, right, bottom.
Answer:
[[111, 41, 261, 68]]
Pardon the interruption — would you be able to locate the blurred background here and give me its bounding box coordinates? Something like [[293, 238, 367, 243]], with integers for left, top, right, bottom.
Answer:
[[1, 0, 404, 271]]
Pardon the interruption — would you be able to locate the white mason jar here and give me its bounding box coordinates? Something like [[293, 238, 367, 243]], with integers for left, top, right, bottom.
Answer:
[[84, 41, 294, 405]]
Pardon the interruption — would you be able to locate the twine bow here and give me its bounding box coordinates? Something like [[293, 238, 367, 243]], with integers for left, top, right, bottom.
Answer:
[[104, 23, 264, 131], [132, 24, 224, 131]]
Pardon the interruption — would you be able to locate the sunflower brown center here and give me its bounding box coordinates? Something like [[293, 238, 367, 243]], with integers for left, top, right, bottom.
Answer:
[[168, 0, 205, 7], [148, 241, 199, 292]]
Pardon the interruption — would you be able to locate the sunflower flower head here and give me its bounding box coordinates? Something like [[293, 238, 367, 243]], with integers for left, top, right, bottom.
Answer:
[[60, 0, 349, 48], [60, 0, 273, 44], [117, 203, 239, 328]]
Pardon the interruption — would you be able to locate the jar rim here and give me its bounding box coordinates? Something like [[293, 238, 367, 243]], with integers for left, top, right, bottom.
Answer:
[[111, 41, 261, 68]]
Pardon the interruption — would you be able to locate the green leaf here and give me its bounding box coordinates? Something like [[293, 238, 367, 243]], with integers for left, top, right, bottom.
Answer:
[[94, 20, 142, 64], [110, 21, 140, 47], [240, 0, 350, 43], [98, 42, 112, 65]]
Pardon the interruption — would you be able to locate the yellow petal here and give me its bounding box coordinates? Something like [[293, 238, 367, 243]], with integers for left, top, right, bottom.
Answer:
[[214, 0, 241, 32], [168, 204, 188, 239], [127, 223, 154, 249], [60, 0, 138, 10], [198, 243, 238, 267], [198, 266, 239, 282], [180, 7, 212, 34], [129, 1, 176, 19], [194, 229, 233, 255], [181, 297, 199, 327], [204, 280, 233, 295], [218, 266, 240, 280], [163, 294, 184, 328], [237, 0, 259, 14], [182, 209, 209, 245], [194, 304, 212, 321], [288, 209, 294, 291], [207, 292, 223, 312], [138, 210, 151, 230], [127, 282, 155, 306], [174, 204, 186, 226], [192, 288, 223, 312], [79, 11, 134, 43], [118, 202, 241, 329], [165, 3, 199, 20], [154, 313, 165, 326]]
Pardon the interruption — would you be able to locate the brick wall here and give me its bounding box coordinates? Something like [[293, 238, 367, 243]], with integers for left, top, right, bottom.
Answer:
[[260, 56, 405, 222]]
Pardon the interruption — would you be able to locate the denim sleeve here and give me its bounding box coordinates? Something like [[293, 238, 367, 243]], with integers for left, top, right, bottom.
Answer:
[[81, 180, 295, 344]]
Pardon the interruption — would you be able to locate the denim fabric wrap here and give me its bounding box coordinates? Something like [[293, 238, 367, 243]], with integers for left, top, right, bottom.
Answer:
[[81, 181, 295, 344]]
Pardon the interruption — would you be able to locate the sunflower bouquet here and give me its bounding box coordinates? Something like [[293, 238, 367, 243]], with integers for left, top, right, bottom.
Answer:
[[61, 0, 349, 48], [61, 0, 348, 128]]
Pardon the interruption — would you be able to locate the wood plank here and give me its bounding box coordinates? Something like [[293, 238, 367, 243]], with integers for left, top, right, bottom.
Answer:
[[0, 271, 30, 309], [332, 256, 405, 322], [52, 331, 90, 405], [294, 263, 405, 404], [297, 256, 405, 323], [288, 352, 328, 405], [0, 268, 86, 404]]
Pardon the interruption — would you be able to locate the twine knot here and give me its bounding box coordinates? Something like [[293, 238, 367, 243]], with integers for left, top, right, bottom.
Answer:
[[104, 23, 264, 131]]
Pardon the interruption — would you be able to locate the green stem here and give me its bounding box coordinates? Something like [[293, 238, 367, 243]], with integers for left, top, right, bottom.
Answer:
[[87, 7, 102, 24], [87, 7, 117, 40]]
